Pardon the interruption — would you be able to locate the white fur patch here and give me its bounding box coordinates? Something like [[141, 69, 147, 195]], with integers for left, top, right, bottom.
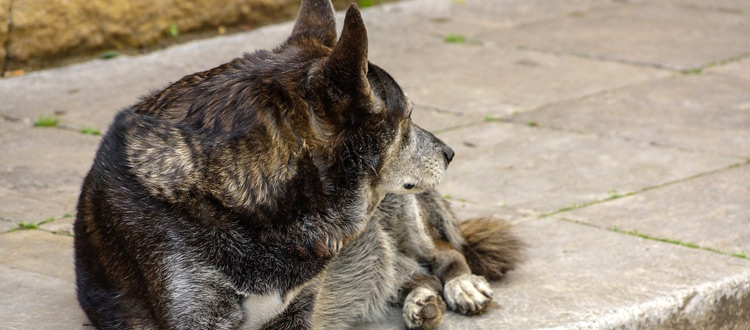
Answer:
[[243, 291, 285, 330]]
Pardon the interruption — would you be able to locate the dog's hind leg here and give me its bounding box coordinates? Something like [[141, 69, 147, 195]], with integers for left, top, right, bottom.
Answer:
[[399, 273, 446, 330]]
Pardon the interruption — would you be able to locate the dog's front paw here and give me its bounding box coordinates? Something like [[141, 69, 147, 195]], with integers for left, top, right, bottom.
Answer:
[[403, 287, 446, 330], [443, 274, 493, 315]]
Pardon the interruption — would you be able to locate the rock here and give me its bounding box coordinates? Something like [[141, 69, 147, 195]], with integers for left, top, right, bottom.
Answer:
[[0, 0, 10, 70], [6, 0, 302, 63]]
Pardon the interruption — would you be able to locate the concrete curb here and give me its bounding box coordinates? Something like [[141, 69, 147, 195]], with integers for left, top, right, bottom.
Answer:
[[554, 272, 750, 329]]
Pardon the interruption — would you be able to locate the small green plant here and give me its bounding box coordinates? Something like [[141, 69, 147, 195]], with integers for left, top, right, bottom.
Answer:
[[98, 50, 119, 60], [526, 121, 538, 127], [167, 23, 179, 37], [63, 213, 74, 218], [8, 217, 55, 232], [358, 0, 380, 8], [34, 115, 60, 127], [79, 127, 101, 136], [607, 189, 620, 198], [484, 116, 497, 122], [559, 202, 580, 212], [16, 220, 38, 231], [443, 194, 452, 200], [686, 68, 702, 75], [444, 34, 467, 44]]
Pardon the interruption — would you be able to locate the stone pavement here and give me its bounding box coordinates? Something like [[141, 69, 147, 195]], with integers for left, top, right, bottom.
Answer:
[[1, 0, 749, 328]]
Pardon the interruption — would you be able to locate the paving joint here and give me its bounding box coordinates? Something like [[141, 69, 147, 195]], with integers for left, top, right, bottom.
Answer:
[[538, 159, 750, 219], [500, 115, 750, 160], [557, 217, 748, 260], [412, 102, 464, 116], [676, 3, 749, 16], [429, 73, 677, 135], [516, 45, 684, 73]]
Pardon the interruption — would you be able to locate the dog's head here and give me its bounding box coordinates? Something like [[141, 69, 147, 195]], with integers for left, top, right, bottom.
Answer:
[[289, 0, 454, 195]]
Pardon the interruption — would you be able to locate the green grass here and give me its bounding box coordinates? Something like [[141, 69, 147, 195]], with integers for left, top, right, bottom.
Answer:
[[444, 34, 467, 44], [167, 23, 179, 37], [33, 115, 60, 127], [358, 0, 380, 8], [98, 50, 119, 60], [63, 213, 73, 218], [732, 252, 747, 259], [443, 194, 452, 200], [8, 217, 55, 232], [79, 127, 101, 136], [526, 121, 538, 127], [686, 68, 702, 75]]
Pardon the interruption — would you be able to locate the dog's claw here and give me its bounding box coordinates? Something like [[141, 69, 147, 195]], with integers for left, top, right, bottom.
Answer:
[[443, 274, 493, 315]]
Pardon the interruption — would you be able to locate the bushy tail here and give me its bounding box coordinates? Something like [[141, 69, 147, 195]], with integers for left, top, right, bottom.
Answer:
[[459, 217, 524, 281]]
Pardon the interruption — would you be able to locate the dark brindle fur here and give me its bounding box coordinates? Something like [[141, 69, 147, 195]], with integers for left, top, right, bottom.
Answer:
[[74, 1, 522, 329]]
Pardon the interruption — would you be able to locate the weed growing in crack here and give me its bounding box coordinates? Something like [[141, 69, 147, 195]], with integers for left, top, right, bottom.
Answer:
[[8, 217, 55, 232], [34, 115, 60, 127]]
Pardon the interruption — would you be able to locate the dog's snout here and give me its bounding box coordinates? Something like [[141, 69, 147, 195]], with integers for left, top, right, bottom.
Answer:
[[442, 146, 455, 164]]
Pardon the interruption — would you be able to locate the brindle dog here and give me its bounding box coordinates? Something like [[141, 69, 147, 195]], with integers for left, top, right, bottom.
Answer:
[[74, 1, 522, 329]]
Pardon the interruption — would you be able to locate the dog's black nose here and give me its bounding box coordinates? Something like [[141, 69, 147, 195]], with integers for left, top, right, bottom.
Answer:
[[442, 146, 455, 164]]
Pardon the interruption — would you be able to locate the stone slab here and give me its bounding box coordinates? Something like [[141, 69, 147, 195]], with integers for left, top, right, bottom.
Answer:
[[0, 120, 98, 223], [370, 41, 667, 118], [514, 73, 750, 158], [435, 121, 742, 214], [479, 2, 750, 71], [362, 0, 611, 41], [561, 164, 750, 257], [0, 230, 75, 281], [361, 216, 750, 329], [0, 266, 89, 330], [0, 231, 87, 329]]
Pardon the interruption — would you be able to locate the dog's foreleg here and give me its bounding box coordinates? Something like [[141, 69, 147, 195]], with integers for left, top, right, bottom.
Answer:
[[432, 249, 493, 315], [399, 274, 446, 330]]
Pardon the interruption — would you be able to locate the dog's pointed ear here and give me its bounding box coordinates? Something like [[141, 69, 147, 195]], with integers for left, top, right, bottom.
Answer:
[[324, 5, 370, 96], [290, 0, 337, 47]]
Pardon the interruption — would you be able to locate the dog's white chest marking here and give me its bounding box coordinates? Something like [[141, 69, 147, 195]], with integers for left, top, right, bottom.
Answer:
[[243, 291, 285, 330]]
